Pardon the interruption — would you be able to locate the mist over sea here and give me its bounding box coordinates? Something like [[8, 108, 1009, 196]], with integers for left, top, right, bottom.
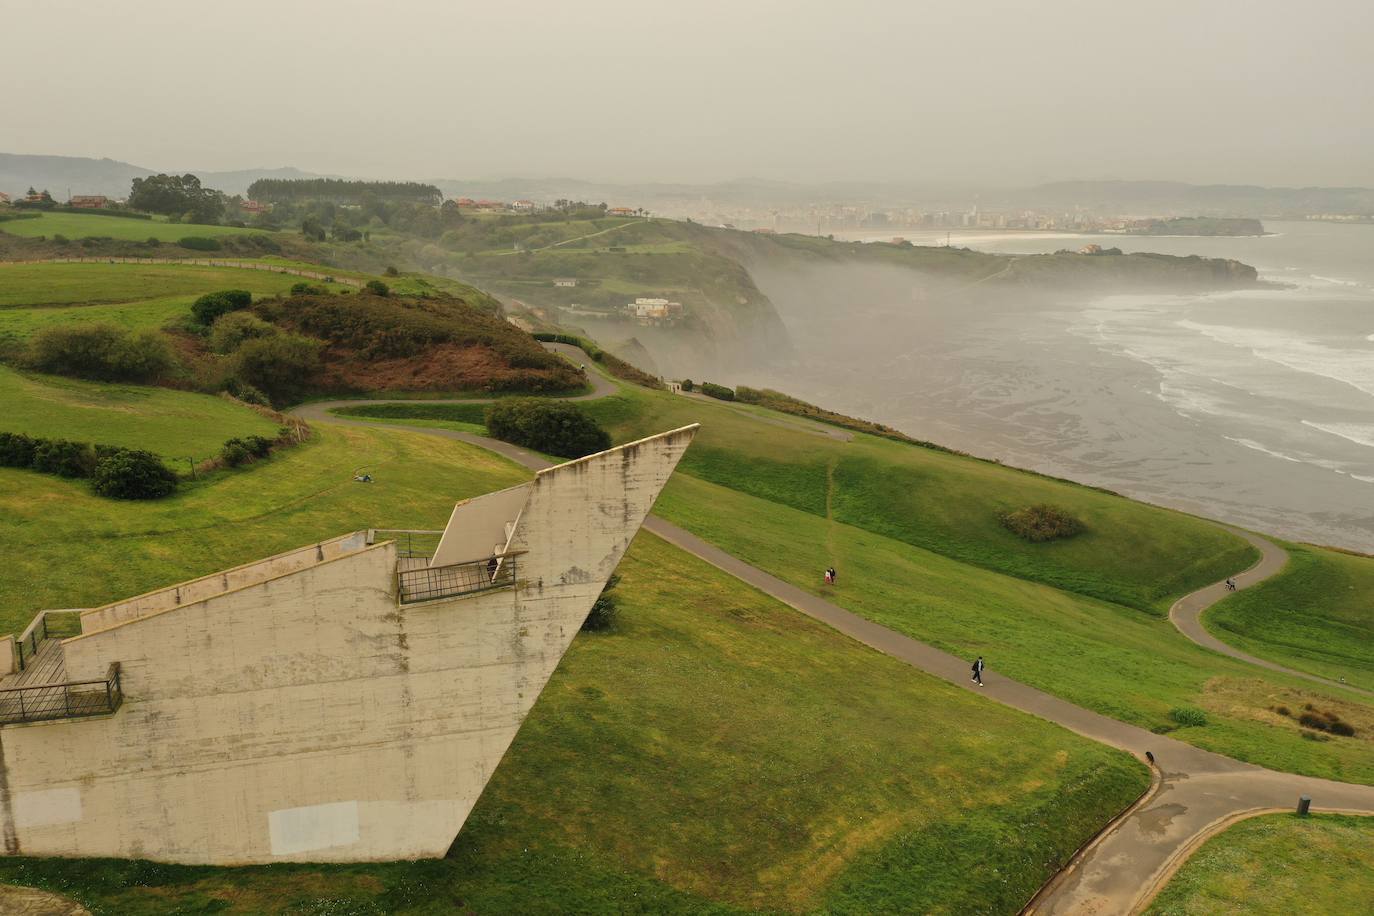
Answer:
[[744, 221, 1374, 552]]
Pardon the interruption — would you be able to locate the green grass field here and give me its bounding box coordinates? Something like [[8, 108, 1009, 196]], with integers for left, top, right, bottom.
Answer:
[[1205, 543, 1374, 690], [0, 367, 278, 462], [579, 383, 1256, 614], [353, 383, 1374, 782], [1145, 813, 1374, 915], [0, 261, 355, 344], [0, 365, 1150, 912], [0, 212, 266, 242], [0, 534, 1147, 914]]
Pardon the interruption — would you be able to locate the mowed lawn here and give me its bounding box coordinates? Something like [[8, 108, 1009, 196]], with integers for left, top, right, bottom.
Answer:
[[0, 534, 1148, 914], [0, 367, 279, 462], [315, 392, 1374, 783], [0, 422, 528, 633], [1145, 813, 1374, 915], [1206, 542, 1374, 690], [654, 474, 1374, 784], [580, 384, 1257, 614], [0, 211, 267, 241]]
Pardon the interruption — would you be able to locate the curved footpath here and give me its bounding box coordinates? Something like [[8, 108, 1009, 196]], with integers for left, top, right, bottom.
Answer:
[[293, 348, 1374, 915], [1169, 526, 1373, 698]]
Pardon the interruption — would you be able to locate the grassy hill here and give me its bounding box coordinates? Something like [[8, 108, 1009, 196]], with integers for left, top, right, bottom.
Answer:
[[1145, 813, 1374, 915], [1205, 542, 1374, 689], [0, 261, 354, 349], [0, 368, 278, 462], [0, 330, 1148, 912], [366, 369, 1374, 784]]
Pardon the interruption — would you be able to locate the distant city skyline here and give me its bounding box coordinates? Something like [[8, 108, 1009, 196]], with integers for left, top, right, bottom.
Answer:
[[5, 0, 1372, 187]]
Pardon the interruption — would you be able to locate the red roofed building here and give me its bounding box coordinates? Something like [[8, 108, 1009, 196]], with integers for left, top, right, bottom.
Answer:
[[454, 197, 477, 208], [68, 195, 109, 209], [239, 199, 269, 214]]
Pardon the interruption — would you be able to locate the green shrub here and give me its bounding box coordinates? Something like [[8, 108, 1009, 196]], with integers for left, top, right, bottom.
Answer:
[[364, 279, 390, 296], [1168, 707, 1209, 728], [178, 236, 222, 251], [27, 324, 174, 383], [582, 574, 621, 631], [221, 435, 275, 465], [383, 265, 400, 277], [224, 377, 270, 406], [681, 379, 694, 392], [92, 449, 178, 499], [0, 432, 37, 467], [31, 439, 95, 478], [219, 441, 252, 467], [290, 281, 327, 296], [109, 330, 176, 380], [209, 312, 278, 354], [699, 381, 735, 401], [191, 289, 252, 326], [52, 233, 69, 244], [999, 504, 1086, 542], [232, 333, 321, 405], [484, 398, 611, 459]]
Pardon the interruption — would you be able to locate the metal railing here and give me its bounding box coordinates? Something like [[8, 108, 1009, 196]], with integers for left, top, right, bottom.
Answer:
[[397, 552, 521, 604], [14, 610, 83, 671], [0, 663, 123, 725], [368, 529, 445, 559]]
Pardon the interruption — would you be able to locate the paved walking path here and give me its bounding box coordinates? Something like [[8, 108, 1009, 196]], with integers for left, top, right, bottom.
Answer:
[[0, 884, 89, 915], [1169, 526, 1374, 698], [294, 345, 1374, 915]]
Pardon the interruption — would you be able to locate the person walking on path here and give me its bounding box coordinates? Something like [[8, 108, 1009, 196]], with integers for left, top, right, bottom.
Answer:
[[971, 656, 985, 686]]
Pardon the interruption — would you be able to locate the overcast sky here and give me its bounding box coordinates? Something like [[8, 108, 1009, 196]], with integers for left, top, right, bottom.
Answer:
[[5, 0, 1372, 186]]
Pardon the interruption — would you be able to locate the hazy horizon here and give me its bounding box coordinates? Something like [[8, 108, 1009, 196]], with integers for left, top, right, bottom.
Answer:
[[5, 0, 1372, 188]]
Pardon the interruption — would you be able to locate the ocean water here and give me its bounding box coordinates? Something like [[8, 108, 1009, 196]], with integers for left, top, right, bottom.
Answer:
[[750, 221, 1374, 551]]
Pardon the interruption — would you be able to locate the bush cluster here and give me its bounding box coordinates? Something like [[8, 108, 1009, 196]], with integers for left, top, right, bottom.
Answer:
[[192, 289, 253, 326], [27, 324, 175, 383], [1284, 703, 1357, 737], [0, 432, 178, 499], [1168, 706, 1209, 728], [178, 236, 222, 251], [289, 281, 327, 296], [231, 334, 322, 405], [999, 504, 1086, 542], [364, 279, 390, 296], [484, 398, 611, 459], [209, 312, 278, 354], [219, 435, 275, 467], [699, 381, 735, 401]]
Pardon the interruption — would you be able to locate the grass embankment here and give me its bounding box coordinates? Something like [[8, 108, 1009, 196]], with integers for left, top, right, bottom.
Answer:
[[1205, 542, 1374, 690], [1145, 813, 1374, 915], [0, 261, 351, 344], [0, 211, 265, 242], [0, 534, 1147, 913], [0, 374, 1148, 911], [0, 420, 526, 632], [0, 368, 279, 462], [361, 381, 1374, 781]]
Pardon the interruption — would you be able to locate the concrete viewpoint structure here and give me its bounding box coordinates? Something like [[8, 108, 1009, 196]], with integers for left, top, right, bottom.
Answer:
[[0, 425, 697, 864]]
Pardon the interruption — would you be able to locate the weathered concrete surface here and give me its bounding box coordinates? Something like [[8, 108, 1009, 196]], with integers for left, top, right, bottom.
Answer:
[[0, 426, 696, 865]]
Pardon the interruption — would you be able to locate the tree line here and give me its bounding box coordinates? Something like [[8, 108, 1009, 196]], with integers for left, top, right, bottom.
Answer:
[[246, 178, 443, 206]]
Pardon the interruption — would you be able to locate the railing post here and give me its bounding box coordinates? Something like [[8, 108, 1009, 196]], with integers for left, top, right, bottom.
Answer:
[[17, 690, 25, 722], [106, 678, 113, 712], [64, 685, 70, 717]]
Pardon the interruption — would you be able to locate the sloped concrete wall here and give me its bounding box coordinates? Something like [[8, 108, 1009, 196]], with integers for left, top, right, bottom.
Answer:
[[0, 426, 696, 864]]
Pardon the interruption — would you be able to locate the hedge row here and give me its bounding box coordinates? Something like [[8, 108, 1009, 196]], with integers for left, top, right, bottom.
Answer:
[[531, 333, 665, 390], [0, 432, 177, 499]]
